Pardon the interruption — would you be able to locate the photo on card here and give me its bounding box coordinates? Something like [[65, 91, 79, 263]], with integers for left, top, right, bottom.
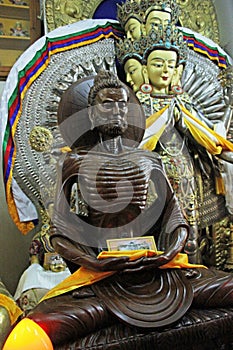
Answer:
[[107, 236, 157, 252]]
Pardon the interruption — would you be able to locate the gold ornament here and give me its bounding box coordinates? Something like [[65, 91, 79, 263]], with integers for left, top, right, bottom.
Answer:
[[218, 66, 233, 89], [29, 126, 53, 152]]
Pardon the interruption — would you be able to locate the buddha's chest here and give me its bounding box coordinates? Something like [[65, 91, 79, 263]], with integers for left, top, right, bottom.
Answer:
[[77, 152, 152, 211]]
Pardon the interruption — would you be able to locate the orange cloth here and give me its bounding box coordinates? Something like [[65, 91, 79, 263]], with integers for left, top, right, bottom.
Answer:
[[41, 250, 206, 302]]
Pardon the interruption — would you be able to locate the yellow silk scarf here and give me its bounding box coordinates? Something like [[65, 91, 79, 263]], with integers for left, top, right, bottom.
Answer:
[[141, 105, 168, 151], [141, 103, 233, 154], [0, 294, 23, 325], [40, 250, 206, 302], [181, 105, 233, 154]]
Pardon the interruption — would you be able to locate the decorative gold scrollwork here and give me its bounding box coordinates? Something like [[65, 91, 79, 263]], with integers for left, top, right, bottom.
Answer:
[[45, 0, 104, 31], [177, 0, 220, 44], [45, 0, 220, 44]]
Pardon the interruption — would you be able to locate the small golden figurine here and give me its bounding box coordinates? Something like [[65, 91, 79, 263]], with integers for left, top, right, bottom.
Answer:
[[10, 21, 29, 37]]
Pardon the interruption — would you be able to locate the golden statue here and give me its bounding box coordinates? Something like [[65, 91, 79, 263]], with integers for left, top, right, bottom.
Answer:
[[116, 0, 233, 264]]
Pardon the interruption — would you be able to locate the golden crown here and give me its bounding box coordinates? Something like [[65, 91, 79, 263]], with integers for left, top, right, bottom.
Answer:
[[117, 0, 143, 28], [143, 0, 179, 22], [116, 37, 143, 65], [143, 24, 187, 63], [117, 0, 179, 28], [116, 24, 188, 65]]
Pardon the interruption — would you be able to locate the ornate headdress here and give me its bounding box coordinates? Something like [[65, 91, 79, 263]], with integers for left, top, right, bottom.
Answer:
[[142, 24, 187, 64], [116, 24, 188, 66], [117, 0, 179, 28], [143, 0, 179, 23], [117, 0, 144, 28], [116, 37, 143, 65]]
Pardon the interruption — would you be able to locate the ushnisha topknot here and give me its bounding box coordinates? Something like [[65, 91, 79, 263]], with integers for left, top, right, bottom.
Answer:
[[88, 70, 129, 106]]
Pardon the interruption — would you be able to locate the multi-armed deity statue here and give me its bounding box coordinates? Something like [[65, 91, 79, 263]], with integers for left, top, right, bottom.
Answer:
[[116, 0, 233, 264]]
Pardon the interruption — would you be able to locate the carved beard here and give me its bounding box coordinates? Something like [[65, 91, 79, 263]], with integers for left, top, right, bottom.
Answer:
[[97, 120, 128, 137]]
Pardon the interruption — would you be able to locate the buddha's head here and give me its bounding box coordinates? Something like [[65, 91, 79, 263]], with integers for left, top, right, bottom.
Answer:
[[117, 0, 179, 40], [88, 70, 129, 137], [115, 37, 144, 92], [140, 23, 187, 95]]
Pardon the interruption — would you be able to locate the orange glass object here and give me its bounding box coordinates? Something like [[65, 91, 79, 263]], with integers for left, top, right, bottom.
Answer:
[[3, 318, 54, 350]]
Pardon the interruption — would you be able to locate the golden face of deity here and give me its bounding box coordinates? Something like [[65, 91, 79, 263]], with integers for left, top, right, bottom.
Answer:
[[146, 49, 177, 94], [125, 17, 143, 40], [145, 10, 171, 34], [124, 58, 144, 92]]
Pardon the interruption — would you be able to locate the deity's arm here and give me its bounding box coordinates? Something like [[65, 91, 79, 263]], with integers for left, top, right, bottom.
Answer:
[[120, 153, 189, 273], [220, 73, 233, 131], [49, 152, 93, 266], [175, 95, 223, 132], [218, 151, 233, 163], [222, 103, 233, 132], [50, 233, 132, 272]]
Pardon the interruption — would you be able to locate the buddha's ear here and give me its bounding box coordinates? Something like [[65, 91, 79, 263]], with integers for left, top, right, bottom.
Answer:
[[87, 106, 95, 130], [142, 65, 149, 84]]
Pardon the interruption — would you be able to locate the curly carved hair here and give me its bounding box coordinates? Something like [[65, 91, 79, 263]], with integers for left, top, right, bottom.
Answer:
[[88, 70, 129, 106]]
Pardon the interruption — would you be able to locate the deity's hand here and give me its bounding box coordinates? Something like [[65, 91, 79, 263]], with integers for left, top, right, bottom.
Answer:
[[51, 223, 187, 273], [97, 226, 188, 273], [74, 255, 131, 272], [174, 111, 188, 135], [223, 86, 233, 107], [71, 252, 172, 273], [120, 252, 176, 273], [51, 235, 130, 272], [121, 227, 188, 273], [51, 233, 181, 273], [218, 66, 233, 105]]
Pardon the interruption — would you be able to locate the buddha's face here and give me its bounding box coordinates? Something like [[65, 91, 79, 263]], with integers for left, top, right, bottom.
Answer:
[[146, 49, 177, 94], [124, 58, 144, 92], [91, 87, 129, 137], [145, 10, 171, 34], [125, 17, 142, 40]]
